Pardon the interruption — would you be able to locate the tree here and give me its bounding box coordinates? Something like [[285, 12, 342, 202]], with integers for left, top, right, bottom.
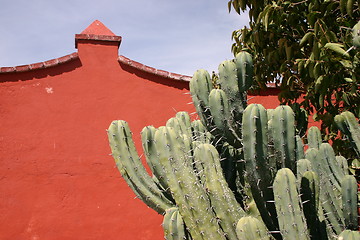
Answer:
[[228, 0, 360, 146]]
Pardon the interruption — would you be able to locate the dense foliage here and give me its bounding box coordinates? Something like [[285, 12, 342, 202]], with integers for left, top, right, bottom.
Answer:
[[228, 0, 360, 144]]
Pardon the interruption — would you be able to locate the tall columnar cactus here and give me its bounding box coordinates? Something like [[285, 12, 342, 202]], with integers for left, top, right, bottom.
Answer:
[[107, 52, 359, 239]]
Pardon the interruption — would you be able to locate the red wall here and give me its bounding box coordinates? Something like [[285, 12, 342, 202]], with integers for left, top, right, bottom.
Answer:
[[0, 21, 281, 240]]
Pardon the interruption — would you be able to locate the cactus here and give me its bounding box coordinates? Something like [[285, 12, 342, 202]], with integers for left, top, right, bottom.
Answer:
[[107, 52, 359, 239], [307, 126, 322, 149], [236, 216, 271, 240], [341, 175, 358, 230], [163, 207, 187, 240], [270, 105, 296, 172], [300, 171, 328, 239], [107, 120, 174, 214], [242, 103, 279, 234], [273, 168, 310, 239], [334, 111, 360, 157], [338, 230, 360, 239]]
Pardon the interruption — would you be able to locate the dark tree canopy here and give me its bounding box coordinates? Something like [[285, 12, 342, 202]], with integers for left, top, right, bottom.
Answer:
[[228, 0, 360, 144]]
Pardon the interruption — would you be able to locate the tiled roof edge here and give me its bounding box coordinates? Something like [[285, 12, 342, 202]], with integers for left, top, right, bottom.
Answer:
[[118, 55, 191, 82], [0, 52, 79, 73]]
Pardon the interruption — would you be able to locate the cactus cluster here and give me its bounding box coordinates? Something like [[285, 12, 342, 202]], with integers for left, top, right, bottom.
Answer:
[[107, 52, 359, 239]]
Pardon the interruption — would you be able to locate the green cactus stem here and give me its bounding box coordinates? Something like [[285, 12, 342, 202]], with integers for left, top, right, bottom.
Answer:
[[107, 120, 174, 214], [155, 126, 226, 240], [208, 88, 241, 147], [236, 216, 271, 240], [336, 156, 349, 175], [242, 103, 279, 236], [334, 111, 360, 157], [300, 171, 328, 239], [194, 143, 245, 240], [234, 51, 254, 92], [341, 175, 358, 230], [314, 144, 345, 235], [307, 126, 322, 149], [190, 69, 213, 127], [296, 159, 313, 184], [271, 105, 296, 172], [218, 59, 246, 120], [338, 230, 360, 240], [273, 168, 310, 240], [163, 207, 187, 240], [141, 125, 171, 196], [295, 135, 305, 160]]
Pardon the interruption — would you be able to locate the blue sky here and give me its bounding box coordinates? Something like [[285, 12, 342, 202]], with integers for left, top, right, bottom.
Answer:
[[0, 0, 248, 76]]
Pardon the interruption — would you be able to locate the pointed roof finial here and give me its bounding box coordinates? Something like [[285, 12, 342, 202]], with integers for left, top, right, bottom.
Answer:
[[75, 20, 121, 48], [80, 20, 116, 36]]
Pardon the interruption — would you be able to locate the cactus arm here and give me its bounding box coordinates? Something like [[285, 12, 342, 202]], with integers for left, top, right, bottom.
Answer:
[[307, 126, 322, 149], [163, 208, 178, 239], [175, 111, 193, 137], [295, 135, 305, 160], [242, 104, 279, 235], [334, 111, 360, 157], [234, 51, 254, 92], [218, 59, 246, 118], [309, 144, 344, 235], [208, 88, 242, 147], [296, 159, 313, 183], [338, 229, 360, 239], [190, 69, 213, 128], [166, 112, 193, 141], [336, 156, 349, 175], [300, 171, 328, 239], [267, 111, 278, 177], [236, 216, 271, 240], [141, 126, 171, 195], [191, 120, 212, 144], [155, 127, 226, 240], [319, 143, 344, 191], [271, 105, 296, 172], [195, 143, 245, 240], [320, 181, 344, 235], [163, 207, 187, 240], [341, 175, 358, 230], [273, 168, 310, 240], [107, 120, 174, 214]]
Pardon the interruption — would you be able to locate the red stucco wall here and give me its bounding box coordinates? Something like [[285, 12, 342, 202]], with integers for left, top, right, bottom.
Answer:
[[0, 21, 281, 240]]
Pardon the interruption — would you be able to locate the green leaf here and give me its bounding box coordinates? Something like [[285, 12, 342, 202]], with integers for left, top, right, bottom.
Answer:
[[299, 32, 314, 47], [323, 43, 350, 58], [340, 60, 352, 68], [315, 76, 324, 93]]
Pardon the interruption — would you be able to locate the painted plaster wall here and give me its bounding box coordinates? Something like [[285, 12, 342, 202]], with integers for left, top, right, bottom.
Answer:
[[0, 21, 281, 240]]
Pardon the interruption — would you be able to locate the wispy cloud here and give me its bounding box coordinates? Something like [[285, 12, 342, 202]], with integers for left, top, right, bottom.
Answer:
[[0, 0, 249, 76]]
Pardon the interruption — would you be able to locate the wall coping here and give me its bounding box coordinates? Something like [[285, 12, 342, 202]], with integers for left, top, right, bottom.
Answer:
[[0, 52, 192, 82], [0, 52, 80, 74], [118, 55, 191, 82]]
